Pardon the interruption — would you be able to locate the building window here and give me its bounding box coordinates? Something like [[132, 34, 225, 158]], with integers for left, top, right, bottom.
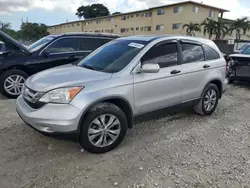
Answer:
[[127, 15, 130, 19], [68, 25, 70, 27], [141, 13, 144, 17], [193, 6, 199, 13], [126, 28, 129, 32], [111, 29, 114, 33], [156, 25, 164, 31], [172, 23, 182, 30], [77, 23, 80, 26], [173, 6, 183, 13], [209, 9, 215, 17], [121, 28, 126, 33], [145, 12, 152, 17], [136, 13, 140, 17], [131, 14, 134, 18], [136, 27, 139, 31], [157, 9, 165, 15], [144, 26, 152, 31], [140, 27, 144, 31], [131, 27, 134, 31], [121, 16, 126, 20]]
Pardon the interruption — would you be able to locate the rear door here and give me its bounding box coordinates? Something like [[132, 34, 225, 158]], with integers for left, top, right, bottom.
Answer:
[[179, 40, 206, 102], [77, 37, 113, 62]]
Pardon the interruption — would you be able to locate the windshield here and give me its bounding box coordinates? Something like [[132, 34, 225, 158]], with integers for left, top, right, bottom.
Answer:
[[28, 36, 55, 52], [239, 44, 250, 51], [78, 40, 148, 73]]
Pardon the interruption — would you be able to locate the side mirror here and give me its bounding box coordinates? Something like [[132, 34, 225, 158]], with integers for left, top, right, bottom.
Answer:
[[140, 63, 160, 73], [43, 51, 50, 58]]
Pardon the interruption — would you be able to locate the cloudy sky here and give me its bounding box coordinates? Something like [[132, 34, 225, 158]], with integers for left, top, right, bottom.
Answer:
[[1, 0, 250, 30]]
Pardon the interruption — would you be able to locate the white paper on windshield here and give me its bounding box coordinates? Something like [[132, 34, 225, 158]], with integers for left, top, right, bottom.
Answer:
[[128, 43, 145, 49]]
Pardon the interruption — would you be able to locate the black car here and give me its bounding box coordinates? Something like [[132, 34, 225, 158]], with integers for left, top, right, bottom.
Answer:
[[0, 31, 119, 98], [228, 54, 250, 83]]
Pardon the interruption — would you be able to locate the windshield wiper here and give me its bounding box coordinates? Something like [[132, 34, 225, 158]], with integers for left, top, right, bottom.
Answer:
[[82, 64, 97, 71]]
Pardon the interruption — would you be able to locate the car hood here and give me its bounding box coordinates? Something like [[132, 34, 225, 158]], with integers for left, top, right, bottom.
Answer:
[[0, 30, 30, 54], [229, 54, 250, 58], [25, 64, 112, 92]]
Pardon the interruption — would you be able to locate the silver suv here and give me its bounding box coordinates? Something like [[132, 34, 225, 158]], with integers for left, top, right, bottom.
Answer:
[[16, 35, 227, 153]]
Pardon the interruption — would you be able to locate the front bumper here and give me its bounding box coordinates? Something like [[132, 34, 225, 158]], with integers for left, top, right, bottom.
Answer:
[[16, 95, 82, 133]]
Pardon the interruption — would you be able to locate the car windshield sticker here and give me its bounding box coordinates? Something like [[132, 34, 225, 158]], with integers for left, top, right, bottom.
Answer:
[[128, 43, 145, 49]]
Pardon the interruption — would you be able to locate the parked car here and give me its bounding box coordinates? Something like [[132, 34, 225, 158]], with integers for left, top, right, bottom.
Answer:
[[0, 31, 119, 98], [0, 41, 5, 54], [228, 54, 250, 82], [16, 35, 228, 153]]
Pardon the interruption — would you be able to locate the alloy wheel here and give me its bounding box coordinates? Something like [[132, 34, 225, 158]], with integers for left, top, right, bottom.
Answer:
[[88, 114, 121, 148], [4, 75, 25, 96], [204, 89, 217, 111]]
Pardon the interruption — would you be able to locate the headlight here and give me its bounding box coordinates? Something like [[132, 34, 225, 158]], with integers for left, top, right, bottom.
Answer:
[[39, 87, 83, 104]]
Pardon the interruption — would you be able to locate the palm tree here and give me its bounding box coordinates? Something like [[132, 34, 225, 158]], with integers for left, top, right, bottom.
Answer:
[[201, 18, 217, 39], [182, 22, 201, 36], [229, 17, 250, 40], [213, 20, 229, 40]]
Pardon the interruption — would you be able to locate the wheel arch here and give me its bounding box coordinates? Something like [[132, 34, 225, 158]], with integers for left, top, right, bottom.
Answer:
[[209, 79, 222, 98], [0, 65, 30, 77], [78, 96, 134, 131]]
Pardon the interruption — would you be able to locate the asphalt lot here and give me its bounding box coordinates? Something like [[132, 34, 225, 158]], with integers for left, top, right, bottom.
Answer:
[[1, 83, 250, 188]]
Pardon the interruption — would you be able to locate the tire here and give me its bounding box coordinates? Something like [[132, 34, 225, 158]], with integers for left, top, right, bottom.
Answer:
[[0, 69, 28, 99], [79, 102, 128, 153], [194, 83, 219, 116]]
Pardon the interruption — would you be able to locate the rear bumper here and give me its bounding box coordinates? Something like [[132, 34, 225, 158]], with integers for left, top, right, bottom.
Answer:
[[16, 95, 82, 134], [229, 76, 250, 82]]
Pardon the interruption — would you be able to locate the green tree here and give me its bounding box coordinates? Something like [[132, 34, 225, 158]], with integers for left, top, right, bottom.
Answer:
[[182, 22, 201, 36], [213, 20, 229, 40], [112, 12, 122, 15], [201, 18, 217, 39], [76, 4, 110, 19], [229, 17, 250, 40], [0, 22, 20, 40], [19, 22, 49, 42], [0, 21, 11, 31]]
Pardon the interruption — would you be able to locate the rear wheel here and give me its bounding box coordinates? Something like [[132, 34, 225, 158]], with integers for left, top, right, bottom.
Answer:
[[194, 83, 219, 116], [79, 102, 128, 153], [0, 70, 28, 98]]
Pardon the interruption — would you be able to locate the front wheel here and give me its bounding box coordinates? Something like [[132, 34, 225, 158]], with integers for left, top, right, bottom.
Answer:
[[194, 83, 219, 116], [79, 102, 128, 153], [0, 70, 28, 99]]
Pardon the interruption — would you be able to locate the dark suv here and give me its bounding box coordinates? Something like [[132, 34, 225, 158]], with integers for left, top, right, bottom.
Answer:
[[0, 31, 119, 98]]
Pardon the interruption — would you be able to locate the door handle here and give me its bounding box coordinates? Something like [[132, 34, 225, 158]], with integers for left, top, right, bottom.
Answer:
[[170, 70, 181, 74], [203, 64, 210, 68]]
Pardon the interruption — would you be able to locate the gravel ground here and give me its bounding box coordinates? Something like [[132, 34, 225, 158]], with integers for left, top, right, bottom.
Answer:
[[0, 83, 250, 188]]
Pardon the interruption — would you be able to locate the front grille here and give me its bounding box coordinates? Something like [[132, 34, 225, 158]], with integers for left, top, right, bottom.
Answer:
[[23, 86, 45, 109], [24, 98, 45, 109]]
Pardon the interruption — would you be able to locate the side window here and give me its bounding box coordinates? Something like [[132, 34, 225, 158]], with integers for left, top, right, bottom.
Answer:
[[142, 42, 178, 68], [181, 43, 204, 64], [78, 38, 112, 51], [45, 38, 79, 53], [203, 45, 220, 60]]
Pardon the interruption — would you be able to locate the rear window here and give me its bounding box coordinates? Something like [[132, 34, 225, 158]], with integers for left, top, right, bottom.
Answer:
[[78, 38, 112, 51], [203, 45, 220, 60], [181, 43, 204, 64]]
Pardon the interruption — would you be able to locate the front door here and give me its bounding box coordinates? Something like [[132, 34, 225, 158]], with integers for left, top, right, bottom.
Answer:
[[133, 41, 182, 115], [27, 37, 90, 73]]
